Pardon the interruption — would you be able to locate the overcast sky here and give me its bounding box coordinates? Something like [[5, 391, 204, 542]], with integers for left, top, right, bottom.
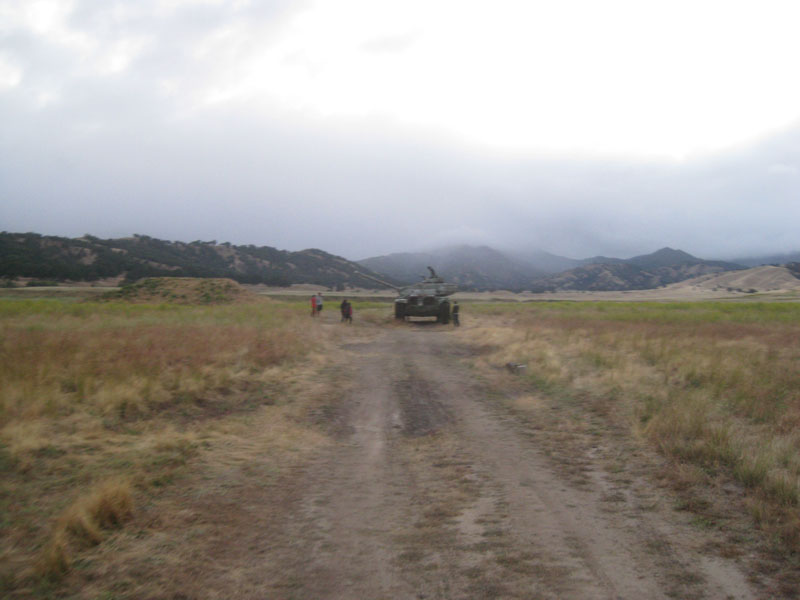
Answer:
[[1, 0, 799, 260]]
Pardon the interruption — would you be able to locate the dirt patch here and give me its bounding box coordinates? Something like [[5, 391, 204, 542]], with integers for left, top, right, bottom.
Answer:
[[247, 328, 766, 598], [393, 367, 453, 437]]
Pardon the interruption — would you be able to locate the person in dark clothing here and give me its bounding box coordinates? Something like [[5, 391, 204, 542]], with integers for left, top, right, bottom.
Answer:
[[452, 300, 460, 327], [340, 299, 350, 322]]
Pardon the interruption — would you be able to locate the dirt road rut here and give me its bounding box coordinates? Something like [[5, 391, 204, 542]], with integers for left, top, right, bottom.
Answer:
[[263, 328, 757, 599]]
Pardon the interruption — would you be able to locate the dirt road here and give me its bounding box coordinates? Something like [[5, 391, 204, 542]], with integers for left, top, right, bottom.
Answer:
[[254, 325, 757, 599], [78, 321, 767, 599]]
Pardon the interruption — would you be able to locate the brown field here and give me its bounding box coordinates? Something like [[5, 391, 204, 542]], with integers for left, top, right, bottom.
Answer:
[[0, 293, 365, 596], [458, 302, 800, 552], [2, 288, 800, 598]]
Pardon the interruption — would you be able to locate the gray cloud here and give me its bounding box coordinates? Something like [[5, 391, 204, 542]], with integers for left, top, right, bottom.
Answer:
[[1, 1, 799, 262]]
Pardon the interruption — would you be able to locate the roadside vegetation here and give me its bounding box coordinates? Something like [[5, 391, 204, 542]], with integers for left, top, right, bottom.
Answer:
[[0, 294, 353, 596], [459, 301, 800, 558]]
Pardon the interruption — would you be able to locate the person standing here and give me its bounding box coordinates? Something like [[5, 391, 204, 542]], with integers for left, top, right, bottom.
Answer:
[[316, 293, 324, 315], [346, 300, 353, 324], [310, 294, 317, 317], [340, 298, 350, 322], [452, 300, 460, 327]]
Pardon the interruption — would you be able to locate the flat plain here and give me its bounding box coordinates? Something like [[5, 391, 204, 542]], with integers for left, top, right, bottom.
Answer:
[[2, 288, 799, 598]]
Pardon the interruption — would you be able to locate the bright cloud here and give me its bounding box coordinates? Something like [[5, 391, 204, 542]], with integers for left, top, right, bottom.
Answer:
[[6, 0, 800, 158], [186, 0, 800, 159], [1, 0, 800, 260]]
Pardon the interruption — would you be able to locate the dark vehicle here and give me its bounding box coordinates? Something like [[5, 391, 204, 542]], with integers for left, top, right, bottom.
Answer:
[[357, 267, 457, 324]]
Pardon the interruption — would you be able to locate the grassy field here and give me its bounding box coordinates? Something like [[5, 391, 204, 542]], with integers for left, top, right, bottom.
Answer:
[[459, 300, 800, 555], [0, 295, 378, 596], [4, 292, 800, 594]]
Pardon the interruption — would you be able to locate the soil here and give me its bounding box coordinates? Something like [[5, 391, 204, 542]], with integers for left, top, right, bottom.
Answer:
[[68, 318, 773, 599], [257, 327, 758, 600]]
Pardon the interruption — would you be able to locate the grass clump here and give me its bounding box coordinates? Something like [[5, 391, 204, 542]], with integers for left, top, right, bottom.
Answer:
[[39, 479, 134, 576]]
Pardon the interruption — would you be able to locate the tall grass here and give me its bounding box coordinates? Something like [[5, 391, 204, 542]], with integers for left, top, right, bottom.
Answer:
[[463, 301, 800, 547], [0, 301, 309, 424], [0, 298, 317, 586]]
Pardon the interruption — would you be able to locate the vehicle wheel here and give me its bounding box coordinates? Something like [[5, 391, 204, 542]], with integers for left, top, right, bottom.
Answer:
[[395, 303, 405, 320], [438, 302, 450, 325]]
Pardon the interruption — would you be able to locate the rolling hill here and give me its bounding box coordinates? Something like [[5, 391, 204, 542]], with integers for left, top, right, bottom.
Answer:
[[0, 232, 398, 289], [358, 245, 544, 292], [527, 248, 745, 292], [625, 247, 742, 271], [2, 233, 763, 292], [669, 265, 800, 293], [361, 246, 747, 292]]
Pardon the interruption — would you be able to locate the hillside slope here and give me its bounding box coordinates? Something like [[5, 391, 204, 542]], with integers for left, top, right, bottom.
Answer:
[[362, 245, 746, 292], [529, 249, 744, 292], [0, 233, 396, 288], [626, 247, 742, 271], [672, 266, 800, 292]]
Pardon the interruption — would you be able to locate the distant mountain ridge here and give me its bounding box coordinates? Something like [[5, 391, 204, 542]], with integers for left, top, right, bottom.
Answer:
[[626, 247, 741, 270], [358, 245, 543, 292], [0, 232, 397, 289], [1, 232, 762, 292], [528, 257, 744, 292], [361, 246, 747, 292]]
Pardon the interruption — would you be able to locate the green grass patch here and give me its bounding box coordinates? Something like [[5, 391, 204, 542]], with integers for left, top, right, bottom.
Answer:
[[468, 299, 800, 325]]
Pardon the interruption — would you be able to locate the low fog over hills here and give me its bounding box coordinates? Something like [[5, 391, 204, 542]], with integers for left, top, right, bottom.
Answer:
[[358, 246, 544, 292], [732, 251, 800, 267]]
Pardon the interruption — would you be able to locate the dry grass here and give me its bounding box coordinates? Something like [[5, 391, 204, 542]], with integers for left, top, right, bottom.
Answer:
[[39, 479, 134, 575], [0, 296, 341, 594], [458, 301, 800, 554]]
